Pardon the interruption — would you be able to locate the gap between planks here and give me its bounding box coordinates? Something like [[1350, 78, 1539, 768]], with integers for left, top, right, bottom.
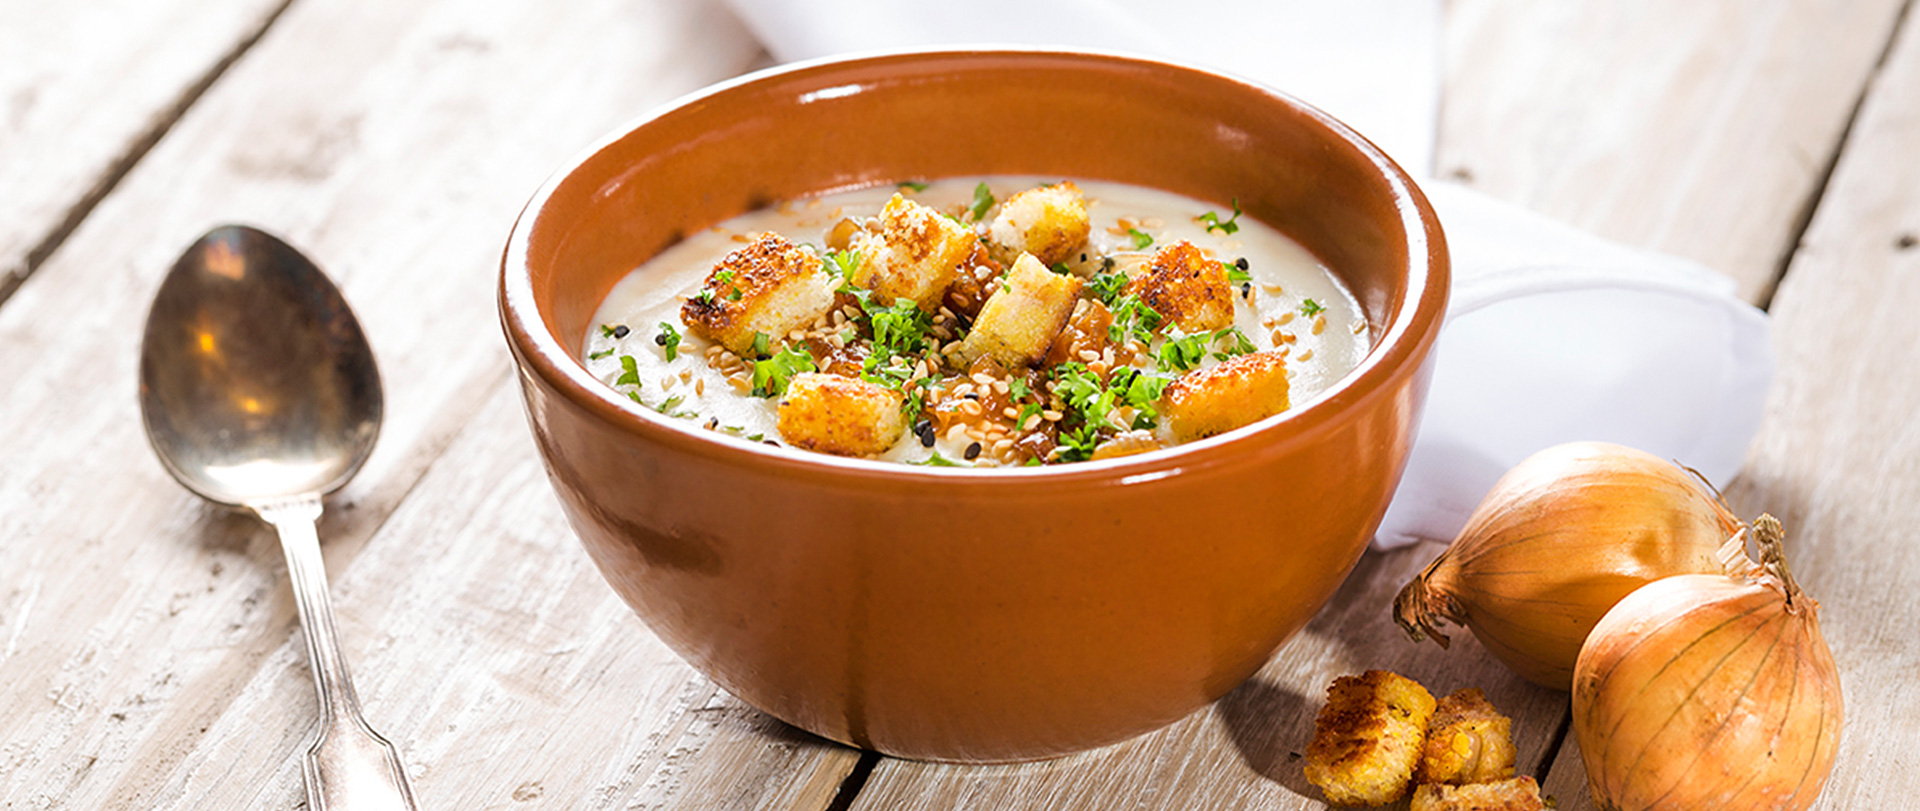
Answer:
[[0, 0, 299, 308], [1755, 0, 1918, 311]]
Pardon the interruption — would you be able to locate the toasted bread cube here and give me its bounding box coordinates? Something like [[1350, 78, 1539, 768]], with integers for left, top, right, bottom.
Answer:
[[1418, 688, 1518, 786], [958, 253, 1084, 369], [849, 193, 974, 312], [1162, 351, 1290, 442], [1128, 240, 1235, 332], [986, 181, 1091, 267], [1409, 777, 1546, 811], [680, 232, 836, 356], [776, 373, 906, 457], [1305, 670, 1438, 807]]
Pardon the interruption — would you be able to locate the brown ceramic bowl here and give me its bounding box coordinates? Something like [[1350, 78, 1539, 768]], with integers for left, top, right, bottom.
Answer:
[[500, 49, 1447, 762]]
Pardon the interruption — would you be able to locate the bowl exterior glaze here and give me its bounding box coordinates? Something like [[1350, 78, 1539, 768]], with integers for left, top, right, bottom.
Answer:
[[501, 49, 1447, 762]]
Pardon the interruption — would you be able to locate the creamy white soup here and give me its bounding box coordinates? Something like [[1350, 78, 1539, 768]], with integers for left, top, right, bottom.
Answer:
[[582, 177, 1368, 467]]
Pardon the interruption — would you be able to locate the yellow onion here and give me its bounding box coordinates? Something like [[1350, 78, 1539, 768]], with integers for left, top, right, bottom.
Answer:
[[1394, 442, 1740, 689], [1573, 515, 1842, 811]]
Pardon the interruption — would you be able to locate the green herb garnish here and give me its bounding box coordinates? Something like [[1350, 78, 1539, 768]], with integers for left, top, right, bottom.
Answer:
[[751, 344, 816, 397], [588, 347, 614, 360], [1198, 198, 1242, 235], [912, 450, 962, 467], [599, 324, 617, 338], [1055, 423, 1103, 463], [655, 322, 681, 362], [1225, 261, 1252, 284], [824, 248, 861, 278], [1128, 228, 1154, 250], [899, 180, 930, 193], [967, 182, 995, 222], [615, 355, 641, 387], [1107, 294, 1164, 344], [1300, 298, 1326, 318], [1050, 262, 1073, 275], [1088, 272, 1130, 306], [751, 331, 771, 359]]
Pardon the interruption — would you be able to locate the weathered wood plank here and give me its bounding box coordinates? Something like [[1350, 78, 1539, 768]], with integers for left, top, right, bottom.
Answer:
[[1438, 0, 1908, 302], [850, 546, 1567, 810], [0, 0, 289, 301], [0, 0, 848, 807], [1538, 10, 1920, 808]]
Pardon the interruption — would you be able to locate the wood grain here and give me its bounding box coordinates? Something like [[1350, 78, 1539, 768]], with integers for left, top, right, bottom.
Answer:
[[1540, 9, 1920, 807], [0, 0, 845, 807], [0, 0, 289, 300], [850, 546, 1568, 810], [1438, 0, 1908, 302]]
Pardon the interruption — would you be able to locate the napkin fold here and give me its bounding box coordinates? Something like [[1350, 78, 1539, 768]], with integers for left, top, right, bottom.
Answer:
[[717, 0, 1773, 549]]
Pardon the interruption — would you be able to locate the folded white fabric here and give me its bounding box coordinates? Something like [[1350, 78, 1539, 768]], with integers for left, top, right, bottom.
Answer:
[[717, 0, 1773, 549]]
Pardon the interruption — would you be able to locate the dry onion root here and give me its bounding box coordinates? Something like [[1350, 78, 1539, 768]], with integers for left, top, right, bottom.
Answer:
[[1394, 442, 1741, 689], [1573, 515, 1842, 811]]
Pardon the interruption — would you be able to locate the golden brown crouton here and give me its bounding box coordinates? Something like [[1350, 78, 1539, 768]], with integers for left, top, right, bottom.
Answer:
[[986, 181, 1091, 267], [681, 232, 837, 356], [849, 193, 974, 312], [1127, 240, 1236, 332], [1305, 670, 1438, 807], [958, 253, 1084, 369], [775, 373, 906, 457], [1418, 689, 1518, 786], [1409, 777, 1546, 811], [1162, 351, 1290, 442]]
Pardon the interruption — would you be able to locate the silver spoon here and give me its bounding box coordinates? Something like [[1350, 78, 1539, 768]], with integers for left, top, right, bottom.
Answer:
[[138, 225, 417, 811]]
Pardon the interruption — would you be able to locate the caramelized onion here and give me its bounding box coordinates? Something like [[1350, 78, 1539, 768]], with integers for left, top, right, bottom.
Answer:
[[1394, 442, 1740, 689], [1573, 515, 1842, 811]]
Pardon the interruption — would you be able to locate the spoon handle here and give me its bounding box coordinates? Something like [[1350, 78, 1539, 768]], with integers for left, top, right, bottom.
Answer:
[[257, 495, 419, 811]]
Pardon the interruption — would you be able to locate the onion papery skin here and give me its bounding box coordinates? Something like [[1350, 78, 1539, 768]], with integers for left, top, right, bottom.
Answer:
[[1572, 571, 1842, 811], [1395, 442, 1739, 690]]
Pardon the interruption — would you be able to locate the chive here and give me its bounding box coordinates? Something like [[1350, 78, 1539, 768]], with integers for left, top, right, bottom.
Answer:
[[967, 182, 995, 222], [1128, 228, 1154, 250]]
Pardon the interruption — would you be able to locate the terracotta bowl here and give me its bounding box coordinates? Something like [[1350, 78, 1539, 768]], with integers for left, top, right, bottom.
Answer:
[[500, 49, 1447, 762]]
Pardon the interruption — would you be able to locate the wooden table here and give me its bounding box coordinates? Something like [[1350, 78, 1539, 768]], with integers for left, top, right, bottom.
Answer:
[[3, 1, 1913, 807]]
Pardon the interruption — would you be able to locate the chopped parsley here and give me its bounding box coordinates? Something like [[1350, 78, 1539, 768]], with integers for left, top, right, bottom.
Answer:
[[911, 450, 962, 467], [1157, 328, 1257, 372], [615, 355, 641, 387], [1088, 271, 1130, 306], [1009, 377, 1032, 400], [712, 269, 744, 301], [751, 344, 816, 397], [1107, 294, 1164, 345], [1224, 261, 1252, 284], [693, 288, 716, 306], [1299, 298, 1326, 318], [750, 331, 771, 359], [898, 180, 930, 193], [967, 182, 995, 222], [1050, 262, 1073, 275], [869, 299, 932, 361], [655, 322, 681, 362], [1054, 363, 1121, 429], [588, 347, 615, 360], [599, 324, 617, 338], [1198, 198, 1242, 235], [1128, 228, 1154, 250], [1055, 422, 1103, 463], [824, 248, 861, 278]]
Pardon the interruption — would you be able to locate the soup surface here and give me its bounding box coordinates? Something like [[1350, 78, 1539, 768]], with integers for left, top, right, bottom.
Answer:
[[583, 177, 1368, 466]]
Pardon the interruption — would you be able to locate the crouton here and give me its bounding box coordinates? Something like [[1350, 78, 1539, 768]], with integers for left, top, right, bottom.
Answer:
[[1409, 777, 1546, 811], [1161, 351, 1290, 442], [681, 232, 836, 356], [776, 372, 906, 457], [1128, 240, 1235, 332], [958, 253, 1083, 369], [849, 193, 974, 312], [986, 181, 1091, 267], [1418, 688, 1518, 786], [1305, 670, 1438, 807]]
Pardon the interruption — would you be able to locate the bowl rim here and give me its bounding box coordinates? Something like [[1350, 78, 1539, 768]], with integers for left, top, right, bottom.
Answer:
[[500, 46, 1448, 487]]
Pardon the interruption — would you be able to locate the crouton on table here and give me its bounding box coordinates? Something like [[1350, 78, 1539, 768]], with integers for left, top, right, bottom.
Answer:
[[1161, 351, 1290, 442], [1409, 777, 1546, 811], [1419, 688, 1518, 786], [849, 193, 974, 312], [1305, 670, 1438, 807], [681, 232, 836, 356], [776, 372, 906, 457], [958, 253, 1083, 369]]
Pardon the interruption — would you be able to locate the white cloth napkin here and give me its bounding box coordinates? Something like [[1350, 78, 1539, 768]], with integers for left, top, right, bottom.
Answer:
[[717, 0, 1773, 548]]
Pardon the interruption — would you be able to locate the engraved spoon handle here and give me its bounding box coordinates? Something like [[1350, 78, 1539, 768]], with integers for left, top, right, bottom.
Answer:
[[256, 495, 417, 811]]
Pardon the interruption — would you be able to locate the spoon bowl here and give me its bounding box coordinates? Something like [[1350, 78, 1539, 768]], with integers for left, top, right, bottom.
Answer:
[[139, 225, 380, 505], [139, 225, 416, 810]]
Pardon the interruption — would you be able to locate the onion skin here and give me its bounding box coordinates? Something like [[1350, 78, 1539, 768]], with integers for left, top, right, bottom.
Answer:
[[1572, 517, 1842, 811], [1395, 442, 1740, 689]]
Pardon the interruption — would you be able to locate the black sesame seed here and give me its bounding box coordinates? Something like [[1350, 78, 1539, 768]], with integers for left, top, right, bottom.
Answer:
[[653, 332, 667, 345], [964, 441, 982, 460], [612, 324, 630, 339], [965, 393, 980, 401], [1235, 257, 1249, 271], [1241, 282, 1252, 297], [1079, 253, 1088, 262], [705, 417, 719, 430]]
